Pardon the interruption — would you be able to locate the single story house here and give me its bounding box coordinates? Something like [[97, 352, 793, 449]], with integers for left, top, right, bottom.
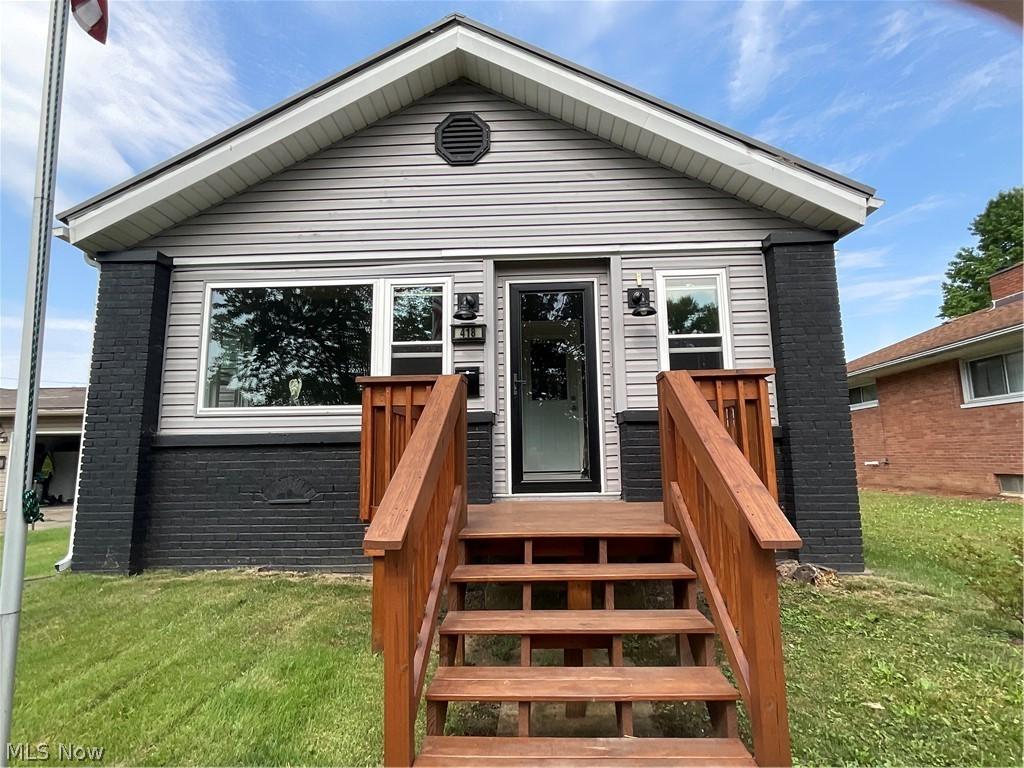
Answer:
[[848, 262, 1023, 496], [0, 387, 85, 509], [56, 15, 879, 574]]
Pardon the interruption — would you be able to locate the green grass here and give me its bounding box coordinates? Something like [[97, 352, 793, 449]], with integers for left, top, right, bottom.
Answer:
[[785, 491, 1022, 766], [2, 491, 1022, 765], [8, 528, 382, 765]]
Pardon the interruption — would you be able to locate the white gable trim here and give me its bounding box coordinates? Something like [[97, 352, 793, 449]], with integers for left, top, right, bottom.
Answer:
[[62, 19, 879, 252]]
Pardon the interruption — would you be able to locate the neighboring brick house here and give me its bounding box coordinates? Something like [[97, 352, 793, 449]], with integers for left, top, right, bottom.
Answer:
[[847, 262, 1024, 497], [55, 16, 881, 574]]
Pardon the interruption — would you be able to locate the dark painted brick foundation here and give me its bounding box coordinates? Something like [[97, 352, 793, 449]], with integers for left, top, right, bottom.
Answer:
[[763, 232, 864, 572], [143, 440, 367, 571], [617, 411, 661, 502], [467, 416, 494, 505]]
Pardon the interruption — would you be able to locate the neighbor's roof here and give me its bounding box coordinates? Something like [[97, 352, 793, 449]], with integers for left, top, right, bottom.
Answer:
[[57, 14, 881, 253], [0, 387, 86, 415], [847, 300, 1024, 380]]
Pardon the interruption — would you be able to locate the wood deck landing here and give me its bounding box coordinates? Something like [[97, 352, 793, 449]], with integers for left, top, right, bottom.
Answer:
[[464, 500, 676, 539]]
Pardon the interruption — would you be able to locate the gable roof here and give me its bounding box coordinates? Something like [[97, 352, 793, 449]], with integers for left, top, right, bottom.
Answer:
[[847, 299, 1023, 382], [58, 14, 882, 254]]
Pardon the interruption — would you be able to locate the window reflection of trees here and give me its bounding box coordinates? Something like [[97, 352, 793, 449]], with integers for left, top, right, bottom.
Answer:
[[206, 285, 373, 408], [520, 290, 586, 404], [393, 287, 442, 342], [666, 292, 719, 335]]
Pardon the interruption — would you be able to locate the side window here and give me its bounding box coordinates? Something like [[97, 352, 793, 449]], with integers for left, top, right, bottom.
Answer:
[[849, 382, 879, 409], [964, 350, 1023, 404], [389, 284, 445, 375], [657, 272, 730, 371]]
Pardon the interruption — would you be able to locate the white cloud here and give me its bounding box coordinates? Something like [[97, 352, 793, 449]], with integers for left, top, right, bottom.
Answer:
[[0, 0, 250, 213], [728, 0, 785, 111], [926, 51, 1020, 124], [835, 246, 891, 272], [0, 312, 94, 387], [866, 194, 953, 232], [726, 0, 821, 112], [840, 273, 943, 304]]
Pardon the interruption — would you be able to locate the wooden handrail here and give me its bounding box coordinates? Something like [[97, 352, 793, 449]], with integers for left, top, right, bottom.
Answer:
[[657, 370, 800, 767], [361, 374, 468, 767]]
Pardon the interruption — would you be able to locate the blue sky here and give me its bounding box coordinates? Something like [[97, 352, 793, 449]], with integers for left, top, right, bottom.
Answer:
[[1, 0, 1021, 387]]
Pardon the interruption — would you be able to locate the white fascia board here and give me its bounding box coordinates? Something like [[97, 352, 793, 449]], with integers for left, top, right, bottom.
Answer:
[[65, 28, 461, 246], [456, 28, 870, 227]]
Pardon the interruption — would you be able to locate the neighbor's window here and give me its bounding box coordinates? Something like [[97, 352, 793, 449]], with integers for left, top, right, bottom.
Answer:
[[661, 274, 727, 370], [849, 382, 879, 409], [203, 284, 373, 409], [389, 285, 444, 375], [964, 350, 1023, 404], [997, 474, 1024, 496]]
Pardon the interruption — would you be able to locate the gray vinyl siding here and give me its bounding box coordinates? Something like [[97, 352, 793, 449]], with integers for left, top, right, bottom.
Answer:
[[620, 252, 777, 416], [494, 262, 620, 496], [143, 81, 799, 448], [158, 260, 485, 435], [142, 82, 806, 260]]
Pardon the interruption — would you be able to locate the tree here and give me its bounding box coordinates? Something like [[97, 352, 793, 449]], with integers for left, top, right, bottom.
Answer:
[[939, 187, 1023, 318]]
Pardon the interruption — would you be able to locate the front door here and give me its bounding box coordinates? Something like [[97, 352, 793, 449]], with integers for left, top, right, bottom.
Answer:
[[509, 283, 602, 494]]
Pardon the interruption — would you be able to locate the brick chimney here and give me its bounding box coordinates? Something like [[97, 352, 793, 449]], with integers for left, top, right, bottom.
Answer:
[[990, 262, 1023, 306]]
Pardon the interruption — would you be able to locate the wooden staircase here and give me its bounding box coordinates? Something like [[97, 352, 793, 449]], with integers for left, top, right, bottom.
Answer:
[[418, 501, 750, 766], [359, 371, 801, 767]]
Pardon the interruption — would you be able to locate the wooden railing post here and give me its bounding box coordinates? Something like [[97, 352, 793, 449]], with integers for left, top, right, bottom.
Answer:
[[740, 534, 792, 767], [382, 549, 415, 767], [657, 376, 678, 528]]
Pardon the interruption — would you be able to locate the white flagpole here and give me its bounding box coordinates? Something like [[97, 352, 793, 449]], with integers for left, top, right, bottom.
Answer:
[[0, 0, 70, 760]]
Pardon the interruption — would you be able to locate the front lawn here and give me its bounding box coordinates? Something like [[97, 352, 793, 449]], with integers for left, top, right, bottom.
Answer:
[[4, 492, 1022, 765]]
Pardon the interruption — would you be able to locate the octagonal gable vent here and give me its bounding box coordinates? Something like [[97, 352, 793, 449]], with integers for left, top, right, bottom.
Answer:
[[436, 112, 490, 166]]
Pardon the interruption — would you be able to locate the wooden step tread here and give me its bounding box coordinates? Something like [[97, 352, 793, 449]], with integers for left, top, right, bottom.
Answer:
[[426, 666, 739, 702], [440, 609, 714, 635], [416, 736, 755, 766], [462, 503, 678, 540], [451, 563, 696, 583]]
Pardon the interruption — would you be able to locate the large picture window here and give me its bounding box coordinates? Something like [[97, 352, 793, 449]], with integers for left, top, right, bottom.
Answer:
[[202, 283, 374, 409], [961, 350, 1023, 406], [388, 284, 445, 375], [656, 270, 732, 371]]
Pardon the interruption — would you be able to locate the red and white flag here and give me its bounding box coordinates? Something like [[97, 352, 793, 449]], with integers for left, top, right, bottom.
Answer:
[[71, 0, 108, 44]]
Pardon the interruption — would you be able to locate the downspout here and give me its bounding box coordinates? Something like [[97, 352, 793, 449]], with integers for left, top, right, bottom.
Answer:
[[54, 249, 98, 572]]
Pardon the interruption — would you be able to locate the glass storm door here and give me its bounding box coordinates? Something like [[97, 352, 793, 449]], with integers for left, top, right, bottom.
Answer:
[[510, 284, 602, 494]]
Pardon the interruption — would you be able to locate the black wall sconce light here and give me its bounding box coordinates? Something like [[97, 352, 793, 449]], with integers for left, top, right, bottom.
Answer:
[[454, 293, 480, 321], [627, 273, 656, 317]]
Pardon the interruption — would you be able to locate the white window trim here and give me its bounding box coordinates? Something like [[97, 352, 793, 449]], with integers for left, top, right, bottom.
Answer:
[[959, 352, 1024, 409], [654, 268, 734, 371], [196, 278, 381, 417], [382, 277, 453, 376], [849, 383, 879, 411]]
